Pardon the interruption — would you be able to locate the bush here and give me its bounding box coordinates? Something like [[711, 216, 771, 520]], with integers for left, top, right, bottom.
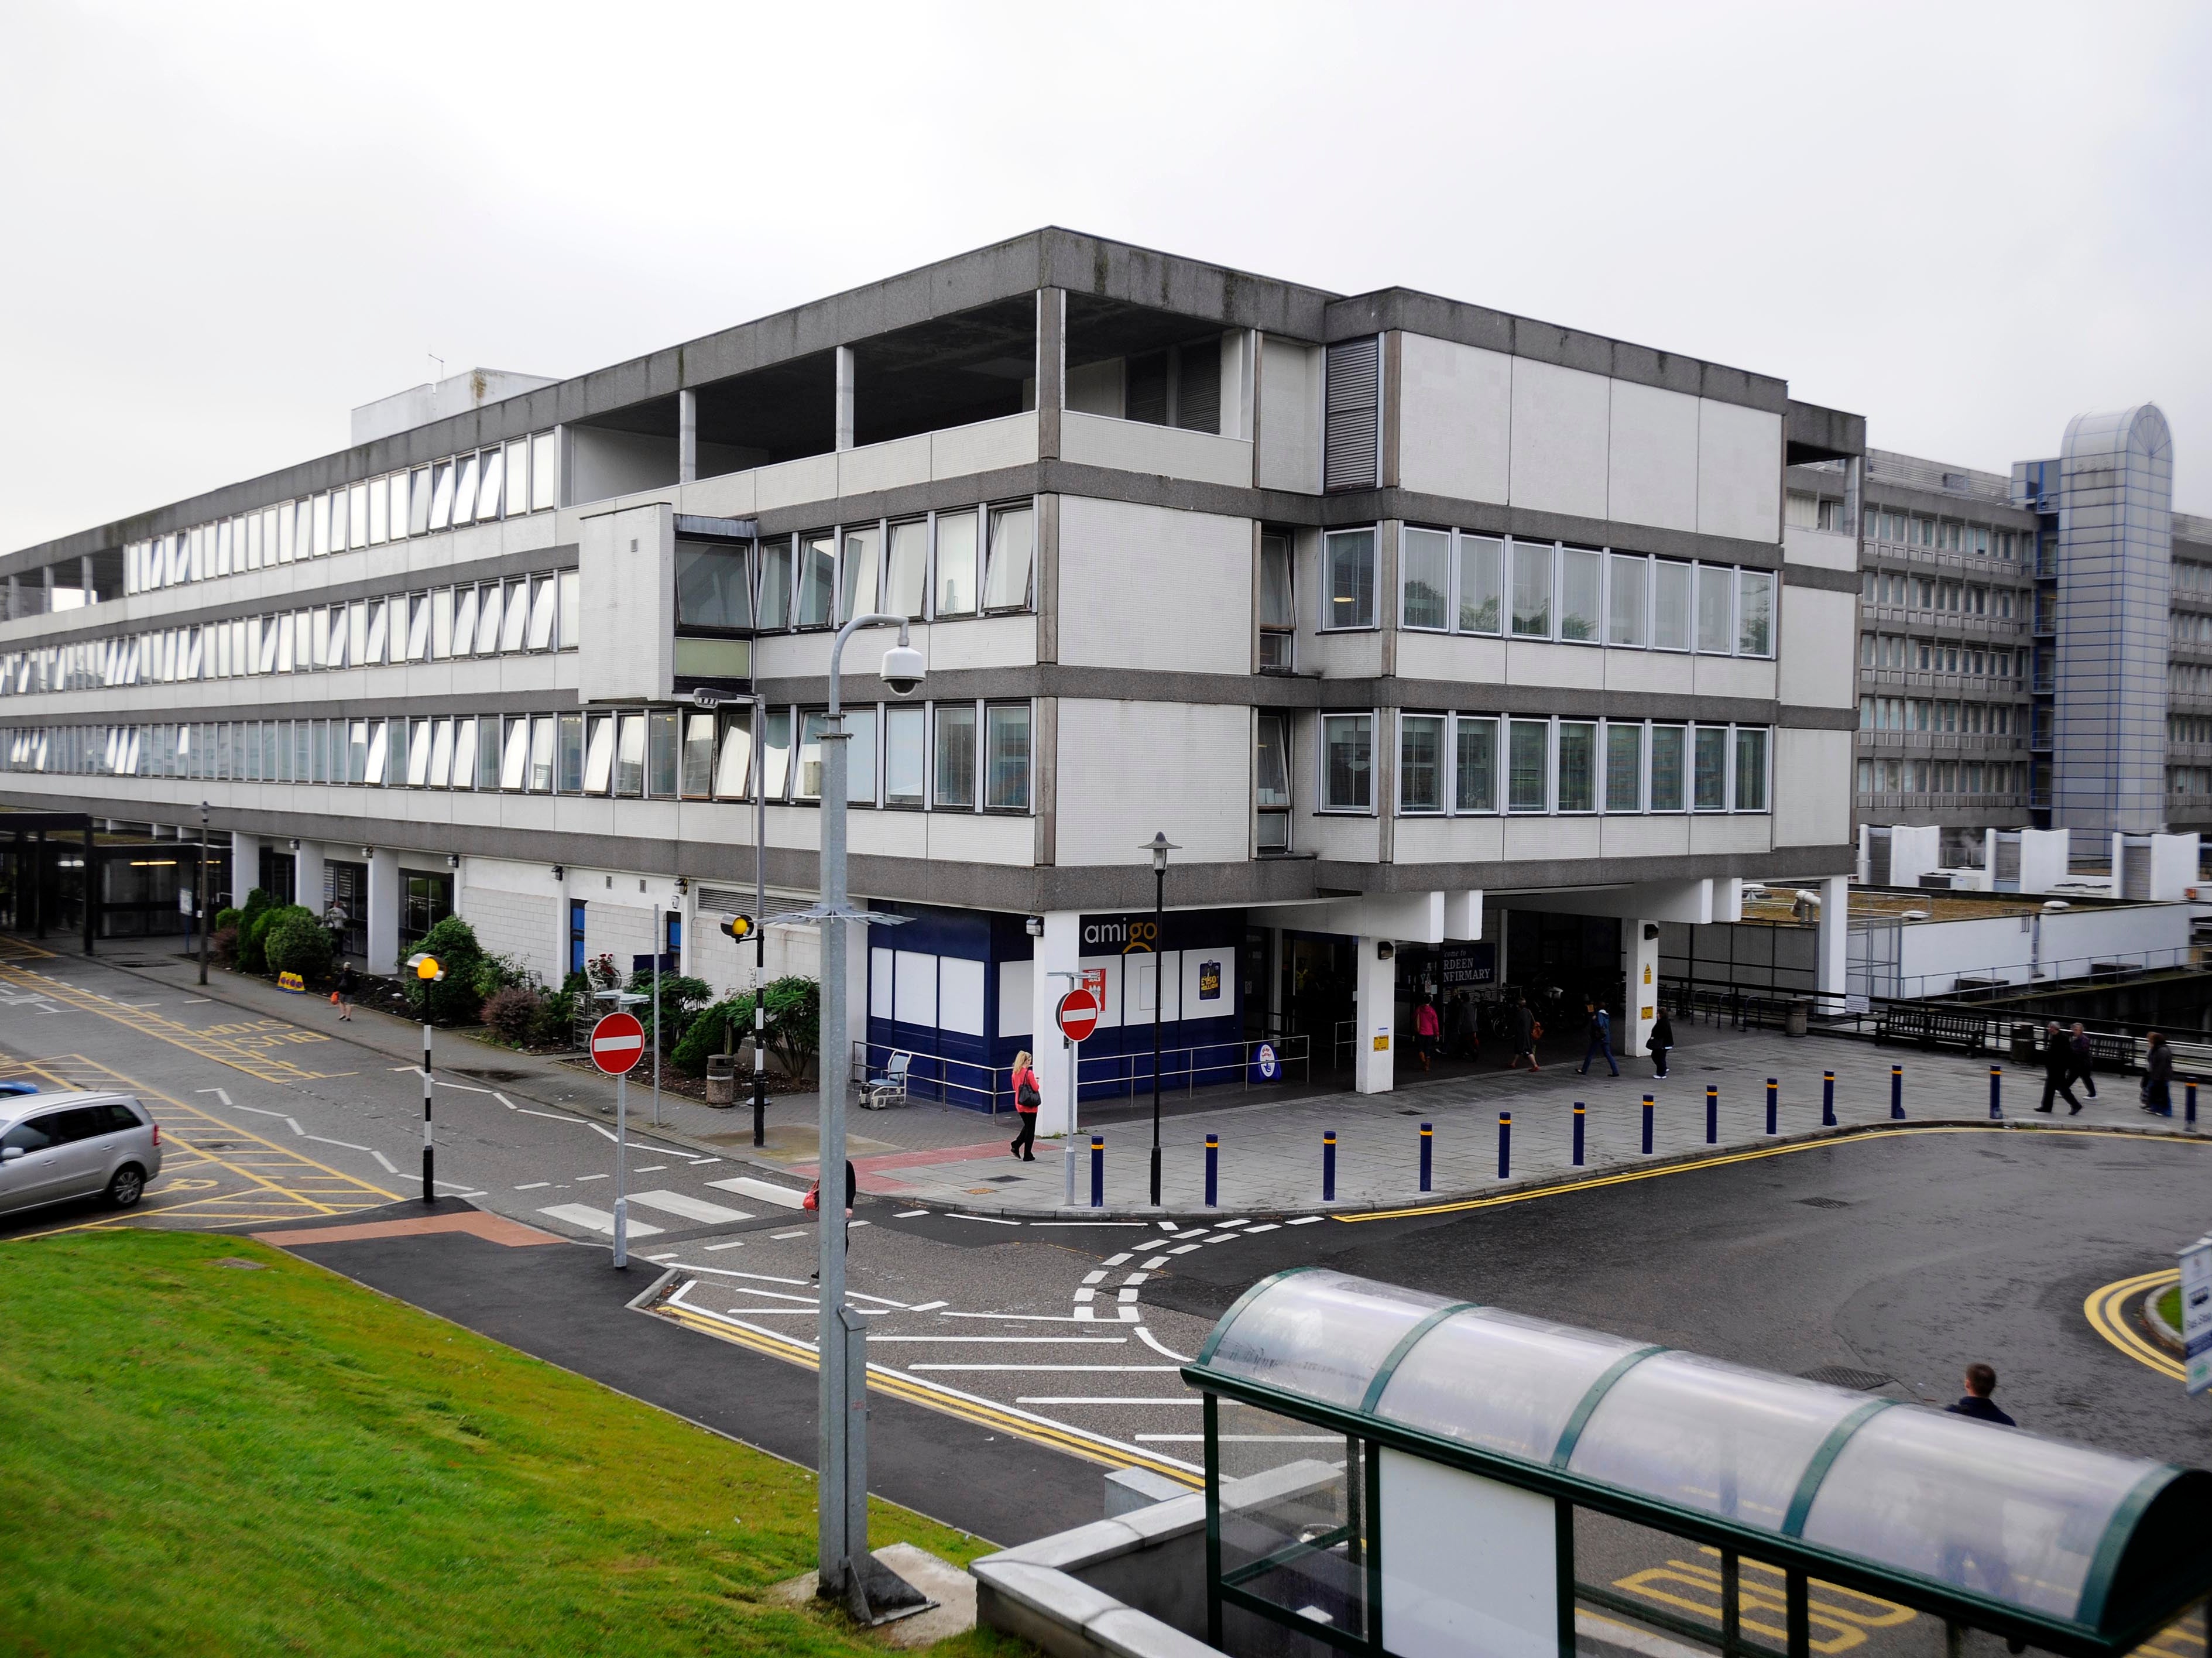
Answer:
[[264, 909, 333, 981], [402, 916, 488, 1026], [472, 950, 537, 1003], [212, 906, 243, 936], [533, 970, 587, 1049], [627, 970, 712, 1056], [210, 925, 240, 968], [481, 985, 546, 1046], [234, 888, 280, 975], [671, 977, 819, 1080], [671, 995, 752, 1077]]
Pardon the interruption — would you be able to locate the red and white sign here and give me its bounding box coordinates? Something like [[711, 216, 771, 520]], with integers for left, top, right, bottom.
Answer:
[[590, 1012, 646, 1075], [1055, 988, 1100, 1043]]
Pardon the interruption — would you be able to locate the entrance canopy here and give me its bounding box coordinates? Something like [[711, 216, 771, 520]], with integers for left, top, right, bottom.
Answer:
[[1188, 1268, 2211, 1657]]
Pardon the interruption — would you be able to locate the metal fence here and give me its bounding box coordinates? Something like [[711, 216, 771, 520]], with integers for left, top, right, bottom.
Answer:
[[848, 1033, 1311, 1114]]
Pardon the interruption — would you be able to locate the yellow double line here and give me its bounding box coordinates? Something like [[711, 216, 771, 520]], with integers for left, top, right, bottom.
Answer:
[[2084, 1270, 2183, 1382]]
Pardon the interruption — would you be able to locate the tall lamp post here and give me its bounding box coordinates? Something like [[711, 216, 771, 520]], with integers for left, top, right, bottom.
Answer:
[[196, 801, 211, 986], [1143, 831, 1178, 1206]]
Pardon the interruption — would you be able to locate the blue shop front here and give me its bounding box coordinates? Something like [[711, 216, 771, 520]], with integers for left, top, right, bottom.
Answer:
[[863, 903, 1250, 1112]]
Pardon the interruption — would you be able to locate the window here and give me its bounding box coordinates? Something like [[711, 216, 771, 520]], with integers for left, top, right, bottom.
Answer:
[[1653, 560, 1692, 651], [797, 534, 836, 628], [934, 704, 977, 808], [500, 580, 529, 652], [527, 577, 557, 650], [582, 715, 615, 794], [841, 524, 880, 622], [985, 704, 1030, 811], [761, 708, 792, 800], [884, 520, 927, 619], [1322, 714, 1373, 811], [1256, 711, 1291, 849], [612, 712, 646, 796], [715, 708, 753, 799], [1323, 530, 1375, 629], [452, 454, 479, 524], [757, 536, 793, 630], [1733, 727, 1768, 811], [1458, 535, 1502, 634], [1454, 716, 1496, 813], [557, 713, 583, 792], [1258, 532, 1295, 669], [558, 571, 580, 649], [675, 542, 752, 628], [982, 504, 1034, 611], [681, 713, 715, 798], [1398, 714, 1444, 812], [1559, 548, 1601, 643], [934, 511, 977, 617], [1736, 571, 1774, 656], [427, 719, 453, 788], [794, 711, 827, 801], [884, 705, 925, 807], [1510, 540, 1552, 638], [428, 463, 455, 532], [431, 588, 454, 659], [1693, 726, 1729, 810], [847, 708, 877, 805], [1608, 554, 1647, 646], [647, 711, 678, 797], [1696, 564, 1733, 653], [1507, 720, 1548, 811], [1556, 721, 1596, 811], [1400, 529, 1449, 631], [452, 587, 478, 659], [1650, 724, 1686, 811], [1606, 722, 1643, 812]]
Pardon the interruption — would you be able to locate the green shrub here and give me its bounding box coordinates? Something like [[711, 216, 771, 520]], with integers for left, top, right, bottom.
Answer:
[[671, 995, 752, 1077], [402, 916, 488, 1026], [626, 970, 711, 1054], [234, 888, 280, 975], [212, 907, 243, 936], [670, 977, 819, 1080], [210, 924, 240, 968], [264, 909, 333, 981], [481, 985, 546, 1046]]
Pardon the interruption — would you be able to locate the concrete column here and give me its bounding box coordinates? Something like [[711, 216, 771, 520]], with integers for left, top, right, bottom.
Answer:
[[1028, 910, 1081, 1136], [677, 389, 698, 484], [366, 848, 402, 976], [1624, 921, 1659, 1058], [295, 840, 329, 918], [1035, 287, 1065, 461], [1816, 875, 1849, 1013], [1352, 937, 1395, 1095], [79, 554, 94, 605], [834, 346, 855, 453], [5, 573, 16, 620], [230, 834, 264, 900]]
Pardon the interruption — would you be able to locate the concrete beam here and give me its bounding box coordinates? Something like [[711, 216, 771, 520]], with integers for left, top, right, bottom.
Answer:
[[1499, 879, 1718, 924]]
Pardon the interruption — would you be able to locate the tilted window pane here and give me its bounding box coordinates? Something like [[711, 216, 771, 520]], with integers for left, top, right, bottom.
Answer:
[[1508, 720, 1548, 810], [311, 494, 332, 556], [982, 505, 1034, 612], [1606, 723, 1644, 812], [1693, 725, 1729, 809], [527, 577, 557, 650], [558, 712, 584, 793], [1455, 717, 1496, 812], [676, 542, 752, 628], [884, 520, 928, 619], [1511, 541, 1552, 638], [1608, 554, 1648, 646], [1737, 570, 1774, 656], [1400, 529, 1449, 631], [1458, 536, 1502, 634], [529, 716, 555, 793], [1653, 560, 1692, 650], [583, 715, 615, 794], [985, 704, 1029, 811], [1557, 721, 1596, 810], [1255, 713, 1291, 807], [475, 584, 502, 655], [1323, 530, 1375, 630], [1399, 714, 1444, 811], [1259, 534, 1294, 629], [530, 431, 558, 511], [424, 590, 449, 659], [794, 711, 827, 801], [409, 467, 433, 536], [761, 708, 792, 800], [756, 537, 793, 630], [1696, 564, 1734, 653], [388, 474, 409, 540], [681, 712, 715, 798], [884, 705, 925, 806], [714, 710, 753, 799], [1559, 549, 1601, 642], [503, 440, 528, 518], [500, 581, 529, 652], [364, 721, 387, 785], [847, 708, 877, 806], [558, 571, 579, 648], [1734, 728, 1768, 810], [349, 601, 368, 667], [428, 719, 454, 789], [1649, 725, 1685, 810], [614, 712, 646, 796], [452, 454, 479, 524], [796, 534, 836, 627], [429, 462, 455, 531], [406, 720, 432, 787], [476, 447, 503, 521], [451, 588, 479, 659], [933, 512, 977, 618], [349, 483, 369, 548], [934, 704, 977, 808], [841, 525, 880, 623], [647, 711, 677, 797], [1322, 714, 1372, 811]]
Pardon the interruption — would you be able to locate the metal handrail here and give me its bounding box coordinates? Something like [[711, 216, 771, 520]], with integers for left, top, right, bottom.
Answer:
[[849, 1040, 1009, 1114], [1078, 1033, 1311, 1098]]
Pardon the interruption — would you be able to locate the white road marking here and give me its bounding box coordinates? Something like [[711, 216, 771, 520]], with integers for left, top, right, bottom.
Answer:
[[1081, 1270, 1107, 1285], [678, 1265, 811, 1286], [894, 1208, 928, 1217], [195, 1087, 234, 1106], [770, 1229, 809, 1241], [868, 1335, 1127, 1344], [907, 1299, 948, 1312], [938, 1311, 1127, 1323], [539, 1203, 663, 1237], [704, 1240, 747, 1251], [1030, 1221, 1150, 1228], [634, 1164, 668, 1173], [575, 1173, 608, 1183], [1288, 1216, 1323, 1225], [1143, 1256, 1170, 1270], [516, 1181, 551, 1190], [368, 1150, 398, 1174], [951, 1212, 1022, 1226], [1169, 1243, 1201, 1255], [1123, 1272, 1150, 1285], [626, 1190, 753, 1225], [1216, 1218, 1252, 1228], [1136, 1326, 1194, 1362], [1116, 1288, 1140, 1303], [1072, 1288, 1095, 1303], [691, 1157, 722, 1166], [708, 1176, 811, 1209], [1103, 1253, 1133, 1267], [1243, 1223, 1280, 1234], [183, 997, 211, 1003], [646, 1253, 678, 1262]]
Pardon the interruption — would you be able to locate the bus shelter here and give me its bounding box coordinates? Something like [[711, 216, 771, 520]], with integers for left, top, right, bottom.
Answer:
[[1184, 1269, 2211, 1658]]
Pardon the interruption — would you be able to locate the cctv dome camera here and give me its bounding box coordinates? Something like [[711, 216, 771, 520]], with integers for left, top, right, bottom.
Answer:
[[881, 642, 925, 697]]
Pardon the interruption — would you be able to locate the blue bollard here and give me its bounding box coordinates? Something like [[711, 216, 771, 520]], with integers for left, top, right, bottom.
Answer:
[[1891, 1064, 1905, 1121], [1766, 1078, 1778, 1136], [1573, 1102, 1585, 1166], [1498, 1112, 1511, 1181], [1990, 1065, 2003, 1121], [1822, 1070, 1836, 1127], [1205, 1133, 1219, 1207], [1323, 1131, 1336, 1203], [1419, 1122, 1432, 1193], [1089, 1135, 1104, 1208], [1706, 1085, 1718, 1145], [2188, 1081, 2199, 1129], [1642, 1095, 1654, 1156]]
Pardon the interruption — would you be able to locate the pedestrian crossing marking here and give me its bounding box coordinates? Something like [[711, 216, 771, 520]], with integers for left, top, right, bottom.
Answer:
[[625, 1189, 753, 1225], [708, 1176, 810, 1209], [538, 1203, 664, 1238]]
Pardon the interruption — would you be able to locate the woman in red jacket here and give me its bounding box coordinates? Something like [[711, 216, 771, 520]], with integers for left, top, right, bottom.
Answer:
[[1010, 1049, 1041, 1160]]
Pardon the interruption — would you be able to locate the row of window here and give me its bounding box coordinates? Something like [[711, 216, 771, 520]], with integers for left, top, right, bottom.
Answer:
[[1782, 492, 1847, 533], [1863, 513, 2032, 561], [2173, 666, 2212, 697], [2173, 614, 2212, 646], [1316, 528, 1777, 656], [0, 700, 1036, 815], [674, 502, 1035, 633], [1858, 635, 2022, 680], [2170, 768, 2212, 799], [122, 432, 562, 598], [1860, 568, 2023, 618], [2177, 562, 2212, 599], [1301, 711, 1769, 818], [1858, 697, 2021, 735], [0, 571, 580, 697], [2170, 717, 2212, 745], [1856, 759, 2029, 797]]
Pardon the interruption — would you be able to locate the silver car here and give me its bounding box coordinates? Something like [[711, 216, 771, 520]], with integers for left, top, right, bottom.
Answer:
[[0, 1090, 164, 1218]]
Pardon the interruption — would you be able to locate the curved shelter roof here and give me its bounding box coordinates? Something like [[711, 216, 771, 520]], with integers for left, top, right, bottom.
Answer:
[[1189, 1268, 2212, 1653]]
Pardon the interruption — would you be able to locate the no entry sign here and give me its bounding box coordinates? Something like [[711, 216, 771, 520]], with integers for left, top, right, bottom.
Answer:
[[590, 1011, 646, 1075], [1055, 987, 1100, 1043]]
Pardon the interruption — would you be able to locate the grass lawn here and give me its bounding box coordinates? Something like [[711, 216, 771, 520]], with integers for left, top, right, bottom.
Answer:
[[0, 1229, 1025, 1657], [2157, 1283, 2181, 1332]]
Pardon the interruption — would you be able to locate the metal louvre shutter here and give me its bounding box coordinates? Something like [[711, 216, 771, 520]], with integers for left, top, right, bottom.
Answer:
[[1867, 827, 1892, 886], [1174, 340, 1220, 434], [1324, 337, 1380, 492]]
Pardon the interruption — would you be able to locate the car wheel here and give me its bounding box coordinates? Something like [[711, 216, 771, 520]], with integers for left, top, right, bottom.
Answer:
[[105, 1165, 146, 1209]]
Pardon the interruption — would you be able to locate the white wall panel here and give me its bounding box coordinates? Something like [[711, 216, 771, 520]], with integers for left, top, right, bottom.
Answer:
[[1783, 523, 1858, 573], [870, 947, 894, 1019], [1059, 411, 1253, 488], [1606, 380, 1700, 532], [939, 956, 985, 1036], [1257, 337, 1323, 494], [1055, 700, 1249, 866], [1778, 587, 1859, 708], [932, 411, 1037, 480], [1507, 359, 1610, 520], [1696, 400, 1782, 543], [1058, 498, 1252, 674], [998, 958, 1033, 1037], [1397, 334, 1511, 505], [893, 949, 937, 1025], [1774, 728, 1854, 848]]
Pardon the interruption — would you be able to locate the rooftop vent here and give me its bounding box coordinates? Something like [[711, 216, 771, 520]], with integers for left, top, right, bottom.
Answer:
[[351, 367, 558, 447]]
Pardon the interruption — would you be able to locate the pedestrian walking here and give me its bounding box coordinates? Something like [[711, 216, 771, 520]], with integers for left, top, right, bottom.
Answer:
[[1009, 1049, 1042, 1159], [1509, 994, 1542, 1072], [2142, 1031, 2175, 1117], [2036, 1021, 2081, 1115], [1944, 1362, 2016, 1427], [806, 1158, 859, 1281], [1577, 1000, 1620, 1077], [1647, 1009, 1675, 1079], [1445, 992, 1476, 1063], [334, 962, 356, 1022], [2069, 1022, 2098, 1099], [1414, 998, 1440, 1071]]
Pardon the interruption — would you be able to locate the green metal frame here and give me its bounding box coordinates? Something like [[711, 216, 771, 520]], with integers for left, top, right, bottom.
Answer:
[[1781, 1397, 1895, 1536]]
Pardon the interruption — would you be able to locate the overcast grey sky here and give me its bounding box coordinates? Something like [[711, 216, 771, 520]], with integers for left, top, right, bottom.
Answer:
[[4, 1, 2207, 552]]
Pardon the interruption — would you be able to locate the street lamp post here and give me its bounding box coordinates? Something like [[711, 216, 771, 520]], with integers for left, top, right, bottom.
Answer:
[[196, 802, 211, 986], [1143, 831, 1178, 1206]]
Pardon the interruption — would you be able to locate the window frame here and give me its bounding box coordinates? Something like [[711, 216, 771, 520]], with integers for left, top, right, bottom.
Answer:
[[1319, 711, 1376, 814], [1321, 529, 1378, 632], [1396, 711, 1446, 814]]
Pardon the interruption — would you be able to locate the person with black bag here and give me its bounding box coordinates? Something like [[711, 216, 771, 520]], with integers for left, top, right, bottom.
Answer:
[[1010, 1049, 1042, 1160]]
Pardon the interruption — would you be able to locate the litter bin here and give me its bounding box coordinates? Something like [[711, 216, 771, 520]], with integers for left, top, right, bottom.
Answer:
[[1784, 998, 1810, 1037], [705, 1053, 737, 1107], [2011, 1023, 2039, 1065]]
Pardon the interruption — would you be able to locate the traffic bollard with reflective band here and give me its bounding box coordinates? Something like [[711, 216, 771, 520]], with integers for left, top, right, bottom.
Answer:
[[1706, 1085, 1718, 1145], [1990, 1066, 2004, 1121], [2187, 1081, 2199, 1128], [1822, 1071, 1836, 1126], [1497, 1113, 1511, 1181], [1089, 1135, 1104, 1208], [1205, 1134, 1219, 1207], [1891, 1064, 1905, 1120], [1572, 1103, 1585, 1166], [1419, 1123, 1432, 1193], [1322, 1131, 1337, 1202], [1641, 1095, 1654, 1155], [1765, 1078, 1778, 1136]]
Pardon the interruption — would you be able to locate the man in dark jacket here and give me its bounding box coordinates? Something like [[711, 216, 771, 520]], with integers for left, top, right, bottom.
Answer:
[[2036, 1022, 2081, 1115], [1944, 1362, 2016, 1426], [1577, 1000, 1620, 1077], [1510, 995, 1541, 1072], [2068, 1022, 2098, 1099]]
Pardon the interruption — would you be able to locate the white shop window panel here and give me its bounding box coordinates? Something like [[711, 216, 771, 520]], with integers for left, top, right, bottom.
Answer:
[[893, 950, 938, 1027], [1076, 955, 1126, 1031], [938, 957, 985, 1037], [998, 960, 1033, 1038], [1123, 950, 1183, 1022], [1182, 947, 1235, 1018], [869, 947, 894, 1020]]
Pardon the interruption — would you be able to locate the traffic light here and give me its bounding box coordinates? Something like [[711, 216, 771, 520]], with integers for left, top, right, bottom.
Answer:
[[719, 914, 754, 943]]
